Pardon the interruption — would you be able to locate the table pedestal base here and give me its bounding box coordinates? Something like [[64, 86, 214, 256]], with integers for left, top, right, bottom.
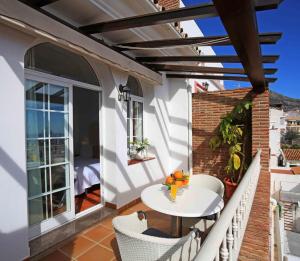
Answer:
[[171, 216, 182, 237]]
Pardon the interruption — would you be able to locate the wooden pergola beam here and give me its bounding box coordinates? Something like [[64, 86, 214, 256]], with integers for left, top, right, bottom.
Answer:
[[149, 64, 277, 75], [29, 0, 59, 7], [213, 0, 267, 92], [117, 33, 282, 50], [166, 74, 277, 83], [137, 55, 279, 64], [79, 0, 281, 34], [17, 0, 162, 80]]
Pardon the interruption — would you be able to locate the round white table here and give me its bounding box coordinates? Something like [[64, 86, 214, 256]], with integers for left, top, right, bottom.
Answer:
[[141, 184, 224, 236]]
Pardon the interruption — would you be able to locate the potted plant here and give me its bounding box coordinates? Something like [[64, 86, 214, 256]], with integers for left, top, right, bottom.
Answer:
[[130, 138, 150, 160], [209, 100, 252, 198]]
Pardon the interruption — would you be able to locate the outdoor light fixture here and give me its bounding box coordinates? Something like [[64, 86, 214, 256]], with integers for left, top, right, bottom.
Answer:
[[118, 84, 131, 102], [202, 82, 209, 91]]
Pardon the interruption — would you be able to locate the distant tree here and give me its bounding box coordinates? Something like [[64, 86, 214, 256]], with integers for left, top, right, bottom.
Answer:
[[291, 144, 300, 149], [283, 130, 300, 145]]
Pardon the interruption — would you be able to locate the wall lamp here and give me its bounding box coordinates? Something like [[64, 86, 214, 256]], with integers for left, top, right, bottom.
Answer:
[[118, 84, 131, 102], [202, 82, 209, 91]]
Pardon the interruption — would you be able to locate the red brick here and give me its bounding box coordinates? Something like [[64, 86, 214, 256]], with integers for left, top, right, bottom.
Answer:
[[192, 88, 270, 260]]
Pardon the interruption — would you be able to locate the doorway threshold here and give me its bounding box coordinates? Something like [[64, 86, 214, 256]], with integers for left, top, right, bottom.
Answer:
[[29, 206, 116, 259]]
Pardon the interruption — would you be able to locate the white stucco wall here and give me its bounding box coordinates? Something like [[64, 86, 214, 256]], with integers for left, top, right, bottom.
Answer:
[[87, 61, 192, 209], [0, 24, 36, 260], [0, 2, 195, 258], [271, 172, 300, 201], [270, 108, 286, 168]]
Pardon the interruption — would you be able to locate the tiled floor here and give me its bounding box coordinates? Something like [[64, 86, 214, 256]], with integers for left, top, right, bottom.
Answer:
[[39, 202, 173, 261], [75, 185, 101, 214]]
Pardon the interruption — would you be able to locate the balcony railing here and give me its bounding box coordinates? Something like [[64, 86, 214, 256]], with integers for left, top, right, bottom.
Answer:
[[196, 149, 262, 261]]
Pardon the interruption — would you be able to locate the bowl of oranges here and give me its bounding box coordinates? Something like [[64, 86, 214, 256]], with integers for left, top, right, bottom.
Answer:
[[163, 170, 190, 192]]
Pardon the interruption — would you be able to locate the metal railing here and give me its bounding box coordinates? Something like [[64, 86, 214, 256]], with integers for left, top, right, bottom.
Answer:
[[196, 149, 262, 261]]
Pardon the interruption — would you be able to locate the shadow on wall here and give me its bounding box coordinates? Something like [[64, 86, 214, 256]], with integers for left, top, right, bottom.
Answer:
[[0, 226, 29, 260], [192, 91, 253, 180], [0, 147, 27, 189]]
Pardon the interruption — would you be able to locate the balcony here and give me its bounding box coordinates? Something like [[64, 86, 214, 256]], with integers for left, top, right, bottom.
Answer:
[[35, 150, 262, 261]]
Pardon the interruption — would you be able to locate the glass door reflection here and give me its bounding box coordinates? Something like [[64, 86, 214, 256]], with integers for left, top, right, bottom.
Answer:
[[26, 79, 71, 226]]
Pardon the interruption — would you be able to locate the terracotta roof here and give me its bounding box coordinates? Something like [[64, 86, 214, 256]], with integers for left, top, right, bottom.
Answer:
[[291, 167, 300, 175], [283, 149, 300, 161]]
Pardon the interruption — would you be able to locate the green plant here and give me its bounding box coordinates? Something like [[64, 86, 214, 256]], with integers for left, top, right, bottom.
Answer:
[[209, 101, 252, 183], [130, 138, 150, 153], [283, 130, 300, 145]]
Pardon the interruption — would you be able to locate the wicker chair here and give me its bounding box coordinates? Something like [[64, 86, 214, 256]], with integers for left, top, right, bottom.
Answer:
[[183, 174, 224, 232], [190, 174, 224, 198], [113, 211, 201, 261]]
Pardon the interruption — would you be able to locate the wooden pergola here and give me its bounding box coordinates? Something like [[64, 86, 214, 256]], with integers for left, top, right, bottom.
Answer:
[[19, 0, 283, 93]]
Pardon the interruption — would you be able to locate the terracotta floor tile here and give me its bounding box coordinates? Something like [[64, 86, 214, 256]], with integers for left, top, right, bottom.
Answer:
[[77, 245, 114, 261], [99, 216, 114, 230], [83, 225, 113, 242], [40, 250, 71, 261], [59, 235, 95, 258], [99, 234, 121, 260], [119, 202, 148, 215]]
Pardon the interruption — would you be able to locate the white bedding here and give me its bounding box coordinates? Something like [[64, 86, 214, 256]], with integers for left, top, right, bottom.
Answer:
[[74, 157, 101, 196]]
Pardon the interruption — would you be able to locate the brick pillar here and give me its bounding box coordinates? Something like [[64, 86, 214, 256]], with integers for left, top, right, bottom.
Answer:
[[157, 0, 179, 10], [239, 90, 270, 260], [192, 88, 271, 260]]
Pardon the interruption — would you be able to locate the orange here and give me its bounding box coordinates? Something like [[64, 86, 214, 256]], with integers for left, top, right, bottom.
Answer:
[[182, 179, 189, 186], [165, 176, 174, 185], [175, 180, 183, 187], [174, 170, 183, 179]]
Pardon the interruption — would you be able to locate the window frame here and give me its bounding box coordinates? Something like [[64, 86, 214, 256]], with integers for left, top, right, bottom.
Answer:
[[25, 68, 104, 239], [127, 94, 144, 156]]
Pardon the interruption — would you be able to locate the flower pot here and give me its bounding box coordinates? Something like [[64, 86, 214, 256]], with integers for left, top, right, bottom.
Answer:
[[134, 150, 146, 160], [224, 178, 238, 199]]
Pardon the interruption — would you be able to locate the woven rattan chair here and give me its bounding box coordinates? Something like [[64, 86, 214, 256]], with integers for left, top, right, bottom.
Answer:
[[182, 174, 224, 232], [113, 211, 201, 261], [190, 174, 224, 198]]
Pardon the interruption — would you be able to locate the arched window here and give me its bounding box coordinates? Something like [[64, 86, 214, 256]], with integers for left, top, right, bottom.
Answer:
[[127, 76, 143, 97], [126, 76, 144, 155], [25, 43, 99, 86]]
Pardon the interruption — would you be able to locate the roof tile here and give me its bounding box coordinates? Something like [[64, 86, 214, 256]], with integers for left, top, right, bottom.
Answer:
[[283, 149, 300, 161]]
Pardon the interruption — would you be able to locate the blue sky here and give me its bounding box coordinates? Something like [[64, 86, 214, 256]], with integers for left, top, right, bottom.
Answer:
[[182, 0, 300, 98]]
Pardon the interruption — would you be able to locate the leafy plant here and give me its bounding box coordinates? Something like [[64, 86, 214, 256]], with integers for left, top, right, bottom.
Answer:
[[130, 138, 150, 153], [209, 101, 252, 183], [282, 130, 300, 145]]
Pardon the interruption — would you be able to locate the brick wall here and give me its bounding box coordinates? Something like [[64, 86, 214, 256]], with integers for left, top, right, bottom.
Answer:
[[192, 88, 270, 260], [157, 0, 179, 10], [240, 90, 270, 261]]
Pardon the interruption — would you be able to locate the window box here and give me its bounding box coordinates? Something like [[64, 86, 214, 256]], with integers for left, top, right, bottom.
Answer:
[[128, 157, 155, 166]]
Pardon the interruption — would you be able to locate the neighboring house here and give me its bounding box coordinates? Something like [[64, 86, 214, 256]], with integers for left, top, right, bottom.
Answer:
[[286, 110, 300, 134], [270, 104, 287, 168], [270, 169, 300, 260], [0, 0, 224, 260], [283, 149, 300, 167]]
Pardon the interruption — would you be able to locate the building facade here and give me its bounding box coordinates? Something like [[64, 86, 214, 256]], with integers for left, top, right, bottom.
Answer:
[[0, 0, 224, 260], [270, 104, 286, 168]]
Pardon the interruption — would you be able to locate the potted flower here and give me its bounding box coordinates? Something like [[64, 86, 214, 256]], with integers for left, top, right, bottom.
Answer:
[[130, 138, 150, 160], [209, 101, 252, 198]]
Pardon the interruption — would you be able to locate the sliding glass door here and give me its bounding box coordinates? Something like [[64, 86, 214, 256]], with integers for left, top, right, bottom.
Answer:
[[26, 76, 74, 238]]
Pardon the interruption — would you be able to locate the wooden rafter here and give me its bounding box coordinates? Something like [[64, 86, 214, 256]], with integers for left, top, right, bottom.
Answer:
[[213, 0, 267, 92], [137, 55, 279, 64], [18, 0, 160, 76], [29, 0, 59, 7], [79, 0, 281, 34], [149, 64, 277, 75], [166, 74, 277, 83], [117, 33, 282, 50]]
